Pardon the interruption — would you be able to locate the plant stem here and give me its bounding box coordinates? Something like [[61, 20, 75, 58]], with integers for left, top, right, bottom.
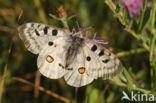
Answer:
[[61, 18, 70, 31], [110, 77, 152, 94], [132, 87, 152, 94], [149, 0, 156, 92], [49, 14, 72, 32], [105, 0, 126, 25], [124, 26, 141, 40], [0, 40, 12, 103], [117, 48, 147, 57], [138, 0, 147, 33], [34, 0, 48, 24], [12, 77, 71, 103], [151, 0, 156, 34], [149, 33, 156, 91]]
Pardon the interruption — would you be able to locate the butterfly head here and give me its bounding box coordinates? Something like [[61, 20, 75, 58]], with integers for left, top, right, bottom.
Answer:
[[70, 34, 84, 44]]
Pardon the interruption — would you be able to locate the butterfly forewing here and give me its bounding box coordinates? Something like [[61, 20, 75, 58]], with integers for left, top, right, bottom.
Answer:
[[18, 23, 68, 54]]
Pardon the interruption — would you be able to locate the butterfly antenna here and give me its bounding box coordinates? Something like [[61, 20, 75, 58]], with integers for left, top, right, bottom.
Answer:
[[76, 21, 80, 29], [85, 26, 95, 31], [93, 32, 97, 40]]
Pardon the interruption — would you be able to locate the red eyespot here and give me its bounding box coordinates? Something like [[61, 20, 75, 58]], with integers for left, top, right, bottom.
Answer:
[[78, 67, 86, 74], [46, 56, 54, 63]]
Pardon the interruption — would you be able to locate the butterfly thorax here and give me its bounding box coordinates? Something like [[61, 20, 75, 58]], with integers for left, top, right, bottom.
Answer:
[[71, 35, 84, 48]]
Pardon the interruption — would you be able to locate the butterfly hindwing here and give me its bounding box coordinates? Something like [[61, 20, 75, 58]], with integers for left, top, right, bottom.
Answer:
[[37, 37, 70, 79], [18, 23, 68, 54], [64, 47, 94, 87], [83, 39, 123, 80]]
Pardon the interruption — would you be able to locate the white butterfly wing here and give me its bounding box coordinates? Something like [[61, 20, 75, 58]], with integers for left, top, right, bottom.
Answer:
[[18, 23, 68, 54], [64, 47, 94, 87], [37, 37, 70, 79], [83, 39, 123, 80]]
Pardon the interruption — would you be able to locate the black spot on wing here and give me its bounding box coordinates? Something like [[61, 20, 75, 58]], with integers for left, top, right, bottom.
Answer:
[[86, 56, 91, 61], [59, 64, 61, 66], [48, 41, 53, 46], [52, 29, 58, 36], [59, 63, 64, 68], [37, 24, 41, 28], [35, 29, 40, 36], [65, 64, 73, 70], [65, 64, 68, 68], [91, 45, 97, 52], [43, 26, 49, 34], [67, 68, 73, 70], [99, 49, 104, 56], [102, 59, 110, 63]]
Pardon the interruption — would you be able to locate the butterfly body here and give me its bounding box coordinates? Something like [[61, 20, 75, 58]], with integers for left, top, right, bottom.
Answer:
[[18, 23, 123, 87], [65, 35, 84, 65]]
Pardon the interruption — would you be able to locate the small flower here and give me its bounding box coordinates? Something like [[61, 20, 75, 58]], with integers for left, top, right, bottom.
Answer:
[[57, 6, 67, 18], [72, 28, 108, 45], [121, 0, 142, 17]]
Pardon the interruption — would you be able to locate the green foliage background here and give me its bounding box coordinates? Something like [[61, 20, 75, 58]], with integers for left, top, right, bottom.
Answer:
[[0, 0, 155, 103]]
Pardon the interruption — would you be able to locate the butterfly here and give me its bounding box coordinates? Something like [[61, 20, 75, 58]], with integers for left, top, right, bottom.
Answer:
[[18, 23, 123, 87]]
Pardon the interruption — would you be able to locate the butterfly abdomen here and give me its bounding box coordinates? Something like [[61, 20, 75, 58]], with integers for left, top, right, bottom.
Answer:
[[65, 35, 84, 66]]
